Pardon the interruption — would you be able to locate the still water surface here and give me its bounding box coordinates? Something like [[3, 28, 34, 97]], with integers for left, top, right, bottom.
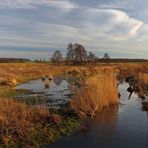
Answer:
[[16, 76, 72, 108]]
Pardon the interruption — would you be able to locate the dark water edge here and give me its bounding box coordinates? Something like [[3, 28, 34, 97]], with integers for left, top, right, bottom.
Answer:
[[46, 82, 148, 148]]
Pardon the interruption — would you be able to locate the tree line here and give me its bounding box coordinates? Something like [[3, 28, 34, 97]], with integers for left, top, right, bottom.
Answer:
[[51, 43, 110, 65]]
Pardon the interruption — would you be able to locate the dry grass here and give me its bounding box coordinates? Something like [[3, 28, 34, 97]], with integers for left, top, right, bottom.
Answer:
[[70, 68, 119, 118], [0, 63, 70, 86], [117, 63, 148, 81], [0, 98, 53, 145], [0, 98, 80, 147], [0, 62, 148, 146], [139, 72, 148, 84]]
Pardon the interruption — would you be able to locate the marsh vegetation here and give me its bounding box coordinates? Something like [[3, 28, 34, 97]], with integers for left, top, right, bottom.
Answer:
[[0, 62, 148, 147]]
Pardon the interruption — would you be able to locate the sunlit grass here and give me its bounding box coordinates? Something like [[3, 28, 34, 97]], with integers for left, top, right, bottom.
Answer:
[[70, 68, 119, 118]]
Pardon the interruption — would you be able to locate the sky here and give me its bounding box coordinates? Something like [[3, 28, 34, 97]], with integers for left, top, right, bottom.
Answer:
[[0, 0, 148, 59]]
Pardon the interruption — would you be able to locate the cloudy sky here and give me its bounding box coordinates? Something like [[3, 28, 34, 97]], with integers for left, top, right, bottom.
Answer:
[[0, 0, 148, 59]]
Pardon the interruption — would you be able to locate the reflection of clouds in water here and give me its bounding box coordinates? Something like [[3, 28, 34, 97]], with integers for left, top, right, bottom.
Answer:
[[16, 76, 71, 108]]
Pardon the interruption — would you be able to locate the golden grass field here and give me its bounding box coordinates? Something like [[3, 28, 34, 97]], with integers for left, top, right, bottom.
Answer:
[[0, 62, 148, 146], [70, 68, 119, 118]]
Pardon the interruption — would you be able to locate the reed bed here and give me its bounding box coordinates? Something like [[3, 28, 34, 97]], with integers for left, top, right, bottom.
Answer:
[[0, 98, 51, 146], [139, 72, 148, 84], [0, 63, 70, 86], [0, 98, 79, 147], [117, 63, 148, 81], [70, 69, 119, 118]]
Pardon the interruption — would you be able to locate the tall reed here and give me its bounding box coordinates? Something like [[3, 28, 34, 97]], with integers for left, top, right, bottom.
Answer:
[[70, 69, 119, 118], [139, 72, 148, 84]]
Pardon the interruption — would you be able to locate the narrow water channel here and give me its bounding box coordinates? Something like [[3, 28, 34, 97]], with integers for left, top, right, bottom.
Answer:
[[47, 82, 148, 148]]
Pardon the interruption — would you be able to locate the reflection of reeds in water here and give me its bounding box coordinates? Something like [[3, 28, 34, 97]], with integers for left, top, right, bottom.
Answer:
[[70, 69, 119, 117], [78, 106, 118, 141]]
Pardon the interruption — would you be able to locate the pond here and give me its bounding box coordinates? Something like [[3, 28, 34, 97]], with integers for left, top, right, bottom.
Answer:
[[16, 76, 73, 108], [47, 82, 148, 148]]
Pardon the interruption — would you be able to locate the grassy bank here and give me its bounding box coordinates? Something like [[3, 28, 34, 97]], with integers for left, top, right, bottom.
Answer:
[[0, 63, 81, 147], [70, 68, 119, 118], [0, 99, 79, 147]]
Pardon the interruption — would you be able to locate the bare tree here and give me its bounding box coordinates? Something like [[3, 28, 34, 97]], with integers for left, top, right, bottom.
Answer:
[[66, 42, 87, 64], [74, 43, 87, 63], [51, 50, 63, 65]]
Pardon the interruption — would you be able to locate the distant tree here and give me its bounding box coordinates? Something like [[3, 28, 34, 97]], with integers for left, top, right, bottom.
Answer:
[[103, 53, 110, 64], [103, 53, 110, 59], [66, 43, 87, 64], [51, 50, 63, 65], [74, 43, 87, 63], [66, 42, 75, 64], [88, 51, 96, 62]]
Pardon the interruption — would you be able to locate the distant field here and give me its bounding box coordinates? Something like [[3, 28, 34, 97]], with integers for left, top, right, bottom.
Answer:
[[0, 62, 147, 85], [0, 58, 30, 63], [0, 58, 148, 63]]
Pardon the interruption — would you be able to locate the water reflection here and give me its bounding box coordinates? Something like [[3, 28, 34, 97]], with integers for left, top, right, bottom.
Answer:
[[127, 86, 134, 99], [124, 75, 148, 111], [53, 76, 63, 86], [79, 106, 118, 142], [16, 76, 72, 108], [42, 75, 52, 88], [48, 106, 118, 148]]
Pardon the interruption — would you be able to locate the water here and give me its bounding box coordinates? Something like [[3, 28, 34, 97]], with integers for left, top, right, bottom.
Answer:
[[16, 76, 73, 108], [16, 79, 148, 148], [47, 82, 148, 148]]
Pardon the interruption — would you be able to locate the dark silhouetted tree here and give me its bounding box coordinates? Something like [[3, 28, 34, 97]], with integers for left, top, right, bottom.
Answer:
[[88, 51, 96, 62], [103, 53, 110, 59], [51, 50, 63, 65], [66, 43, 87, 64], [66, 42, 75, 64], [103, 53, 110, 64], [74, 43, 87, 63]]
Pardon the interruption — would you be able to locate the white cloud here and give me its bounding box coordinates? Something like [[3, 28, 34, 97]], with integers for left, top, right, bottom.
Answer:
[[76, 8, 143, 40], [0, 3, 147, 56], [98, 1, 134, 10], [0, 0, 77, 11]]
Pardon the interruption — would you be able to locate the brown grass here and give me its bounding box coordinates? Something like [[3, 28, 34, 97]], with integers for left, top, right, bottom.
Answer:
[[0, 62, 148, 146], [0, 98, 65, 146], [139, 72, 148, 84], [0, 63, 68, 85], [117, 63, 148, 81], [70, 68, 119, 118]]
